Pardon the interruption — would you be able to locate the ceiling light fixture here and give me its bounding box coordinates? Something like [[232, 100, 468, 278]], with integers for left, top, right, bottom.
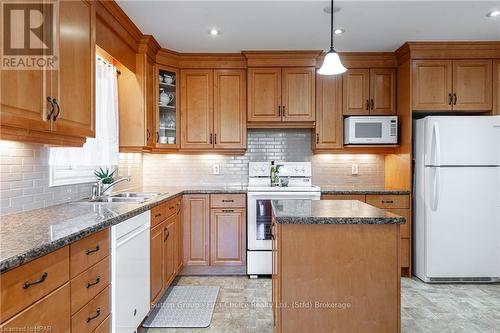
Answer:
[[209, 28, 220, 36], [334, 28, 345, 35], [486, 10, 500, 17], [318, 0, 346, 75]]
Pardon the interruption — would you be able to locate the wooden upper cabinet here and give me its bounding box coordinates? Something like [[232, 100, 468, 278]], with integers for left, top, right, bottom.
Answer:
[[214, 69, 247, 149], [183, 195, 210, 266], [314, 74, 343, 150], [247, 68, 281, 122], [52, 0, 95, 138], [210, 208, 246, 266], [370, 68, 396, 115], [146, 57, 156, 148], [494, 60, 500, 115], [343, 69, 370, 115], [0, 69, 51, 132], [180, 69, 214, 149], [452, 60, 492, 111], [281, 67, 315, 122], [412, 60, 453, 111]]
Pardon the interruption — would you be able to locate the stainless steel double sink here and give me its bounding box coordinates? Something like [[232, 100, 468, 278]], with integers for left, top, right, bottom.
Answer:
[[77, 192, 162, 204]]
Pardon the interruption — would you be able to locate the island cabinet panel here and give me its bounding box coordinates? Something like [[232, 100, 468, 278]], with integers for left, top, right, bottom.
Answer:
[[0, 246, 69, 323], [0, 283, 71, 333], [412, 60, 453, 111], [273, 223, 400, 333], [314, 74, 343, 150], [210, 208, 246, 266], [247, 68, 282, 122], [183, 194, 211, 265], [180, 69, 214, 149], [494, 60, 500, 115], [321, 194, 366, 201], [452, 60, 492, 111]]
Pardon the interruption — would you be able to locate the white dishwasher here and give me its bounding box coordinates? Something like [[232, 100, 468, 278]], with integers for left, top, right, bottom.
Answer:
[[111, 211, 150, 333]]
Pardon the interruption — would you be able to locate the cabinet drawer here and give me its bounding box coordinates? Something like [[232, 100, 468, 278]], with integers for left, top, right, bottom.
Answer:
[[151, 203, 167, 227], [70, 229, 110, 278], [386, 209, 411, 238], [0, 283, 71, 332], [210, 194, 246, 208], [400, 238, 410, 268], [165, 197, 180, 219], [321, 194, 366, 202], [366, 195, 410, 209], [71, 285, 110, 333], [93, 314, 111, 333], [70, 256, 110, 314], [0, 246, 69, 323]]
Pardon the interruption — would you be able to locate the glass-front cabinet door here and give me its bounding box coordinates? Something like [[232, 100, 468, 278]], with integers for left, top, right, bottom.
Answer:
[[155, 65, 179, 149]]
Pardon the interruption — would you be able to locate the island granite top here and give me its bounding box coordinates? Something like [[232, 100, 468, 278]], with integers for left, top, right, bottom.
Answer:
[[271, 199, 406, 225]]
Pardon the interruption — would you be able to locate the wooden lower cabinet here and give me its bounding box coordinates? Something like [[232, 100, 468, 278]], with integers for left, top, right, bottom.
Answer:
[[210, 208, 246, 266], [71, 285, 110, 333], [150, 222, 164, 304], [175, 198, 183, 273], [163, 215, 177, 286], [183, 195, 211, 265], [321, 193, 412, 276], [0, 283, 71, 332]]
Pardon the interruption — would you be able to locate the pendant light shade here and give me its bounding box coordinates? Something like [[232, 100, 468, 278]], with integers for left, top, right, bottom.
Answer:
[[318, 48, 346, 75], [318, 0, 346, 75]]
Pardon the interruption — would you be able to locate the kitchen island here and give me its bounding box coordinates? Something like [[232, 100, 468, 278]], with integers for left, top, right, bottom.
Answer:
[[271, 199, 405, 333]]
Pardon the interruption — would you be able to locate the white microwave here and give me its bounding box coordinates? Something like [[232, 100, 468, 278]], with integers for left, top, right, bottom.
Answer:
[[344, 116, 398, 144]]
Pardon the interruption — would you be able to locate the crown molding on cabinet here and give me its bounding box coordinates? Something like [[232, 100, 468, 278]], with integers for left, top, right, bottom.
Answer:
[[138, 35, 162, 60], [243, 50, 322, 67]]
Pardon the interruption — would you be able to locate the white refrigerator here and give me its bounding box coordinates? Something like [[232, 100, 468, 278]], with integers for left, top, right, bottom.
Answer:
[[414, 116, 500, 283]]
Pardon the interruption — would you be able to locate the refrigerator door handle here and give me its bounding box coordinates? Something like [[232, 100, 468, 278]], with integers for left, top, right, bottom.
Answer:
[[431, 167, 440, 211], [431, 122, 441, 166]]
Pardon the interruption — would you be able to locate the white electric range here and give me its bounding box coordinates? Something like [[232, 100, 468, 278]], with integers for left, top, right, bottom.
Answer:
[[247, 162, 321, 278]]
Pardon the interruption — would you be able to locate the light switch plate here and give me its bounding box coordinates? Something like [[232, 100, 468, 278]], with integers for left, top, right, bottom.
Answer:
[[213, 164, 220, 175], [351, 164, 359, 175]]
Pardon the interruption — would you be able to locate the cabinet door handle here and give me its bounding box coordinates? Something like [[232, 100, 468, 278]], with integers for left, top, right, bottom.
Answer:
[[23, 272, 48, 289], [366, 99, 370, 111], [86, 245, 100, 255], [448, 93, 453, 105], [86, 308, 101, 323], [271, 224, 276, 240], [222, 209, 234, 213], [278, 106, 281, 117], [282, 106, 285, 116], [147, 129, 150, 141], [52, 99, 61, 121], [210, 133, 213, 144], [156, 131, 159, 143], [164, 227, 170, 241], [370, 99, 374, 110], [86, 276, 101, 288], [453, 93, 457, 105], [46, 97, 55, 120], [316, 133, 319, 144], [214, 133, 217, 145]]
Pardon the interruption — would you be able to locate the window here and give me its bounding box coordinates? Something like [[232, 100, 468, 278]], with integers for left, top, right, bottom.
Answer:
[[49, 55, 119, 186]]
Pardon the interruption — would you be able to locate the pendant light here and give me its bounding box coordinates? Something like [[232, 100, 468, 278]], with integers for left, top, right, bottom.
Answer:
[[318, 0, 346, 75]]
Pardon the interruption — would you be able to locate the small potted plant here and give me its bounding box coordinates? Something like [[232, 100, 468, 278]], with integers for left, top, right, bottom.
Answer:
[[94, 167, 116, 191]]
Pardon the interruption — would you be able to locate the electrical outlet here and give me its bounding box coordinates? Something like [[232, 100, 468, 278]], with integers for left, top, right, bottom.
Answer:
[[213, 164, 220, 175], [351, 164, 359, 175]]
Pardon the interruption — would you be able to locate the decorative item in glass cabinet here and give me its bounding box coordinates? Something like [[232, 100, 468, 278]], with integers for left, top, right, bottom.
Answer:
[[159, 74, 164, 83], [159, 89, 174, 106], [163, 74, 174, 85]]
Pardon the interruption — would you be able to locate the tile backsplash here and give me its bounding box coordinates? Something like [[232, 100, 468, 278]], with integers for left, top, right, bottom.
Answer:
[[1, 129, 385, 214], [143, 129, 385, 188]]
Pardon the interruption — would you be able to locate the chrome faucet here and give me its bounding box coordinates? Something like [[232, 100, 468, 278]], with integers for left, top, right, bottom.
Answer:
[[91, 176, 131, 199]]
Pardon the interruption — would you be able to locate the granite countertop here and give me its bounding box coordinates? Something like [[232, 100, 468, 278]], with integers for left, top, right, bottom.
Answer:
[[0, 184, 407, 273], [0, 185, 247, 273], [271, 199, 406, 225], [320, 187, 411, 195]]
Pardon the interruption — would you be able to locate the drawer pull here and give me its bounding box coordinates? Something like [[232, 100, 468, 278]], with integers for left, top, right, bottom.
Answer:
[[222, 199, 234, 203], [86, 308, 101, 323], [86, 245, 100, 255], [86, 276, 101, 289], [23, 272, 48, 289], [169, 206, 175, 210], [154, 213, 162, 218], [382, 200, 394, 204], [222, 209, 234, 213]]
